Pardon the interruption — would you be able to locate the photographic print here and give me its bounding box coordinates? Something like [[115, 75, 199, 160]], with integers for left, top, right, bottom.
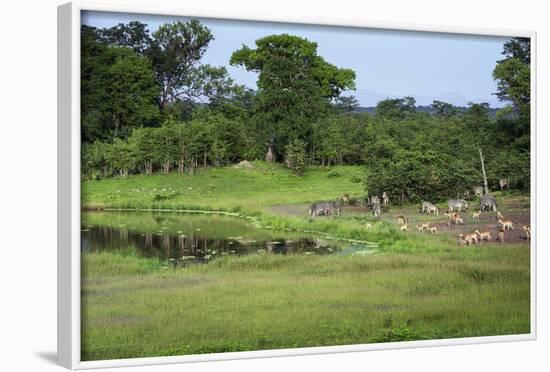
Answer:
[[78, 9, 532, 362]]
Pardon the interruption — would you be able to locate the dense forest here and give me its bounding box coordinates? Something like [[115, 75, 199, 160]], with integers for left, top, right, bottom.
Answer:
[[81, 20, 530, 202]]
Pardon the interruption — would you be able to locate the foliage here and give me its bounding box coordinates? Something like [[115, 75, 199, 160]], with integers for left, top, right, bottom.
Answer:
[[80, 23, 530, 194], [493, 38, 531, 120], [81, 36, 160, 141], [230, 34, 356, 159], [430, 100, 458, 118], [148, 20, 238, 110], [285, 139, 307, 175], [375, 96, 416, 120]]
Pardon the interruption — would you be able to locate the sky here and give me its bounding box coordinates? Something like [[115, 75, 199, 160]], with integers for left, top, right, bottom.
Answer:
[[82, 11, 510, 108]]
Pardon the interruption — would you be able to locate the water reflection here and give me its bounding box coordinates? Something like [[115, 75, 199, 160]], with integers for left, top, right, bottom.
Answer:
[[81, 224, 340, 267]]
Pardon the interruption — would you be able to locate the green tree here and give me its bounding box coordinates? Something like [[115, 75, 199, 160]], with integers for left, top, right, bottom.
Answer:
[[333, 95, 360, 113], [106, 49, 160, 139], [130, 127, 162, 174], [430, 100, 458, 118], [493, 38, 530, 114], [99, 21, 152, 55], [230, 34, 356, 159], [81, 141, 111, 179], [286, 139, 307, 176], [148, 20, 235, 110], [106, 139, 136, 177], [375, 97, 416, 120], [81, 39, 160, 142]]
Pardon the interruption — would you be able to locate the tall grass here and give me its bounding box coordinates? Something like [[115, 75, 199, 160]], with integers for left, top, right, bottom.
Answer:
[[81, 247, 530, 361]]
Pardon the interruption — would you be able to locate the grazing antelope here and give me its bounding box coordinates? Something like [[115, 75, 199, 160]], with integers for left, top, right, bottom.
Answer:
[[523, 225, 531, 241], [455, 217, 464, 225], [429, 226, 438, 234], [396, 215, 407, 225], [472, 211, 481, 220], [498, 219, 514, 231], [444, 212, 460, 224], [498, 228, 505, 244], [400, 224, 409, 232], [459, 233, 477, 245], [417, 223, 430, 232], [464, 233, 479, 245], [475, 230, 492, 242]]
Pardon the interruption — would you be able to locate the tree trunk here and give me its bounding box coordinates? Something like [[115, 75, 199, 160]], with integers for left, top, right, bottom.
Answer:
[[203, 151, 207, 167], [478, 145, 489, 195], [162, 161, 170, 174], [188, 157, 194, 175], [144, 161, 153, 175], [178, 159, 185, 174], [266, 144, 274, 163]]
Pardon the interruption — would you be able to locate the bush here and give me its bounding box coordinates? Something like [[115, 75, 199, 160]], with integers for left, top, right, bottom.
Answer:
[[327, 170, 341, 178], [285, 139, 307, 176]]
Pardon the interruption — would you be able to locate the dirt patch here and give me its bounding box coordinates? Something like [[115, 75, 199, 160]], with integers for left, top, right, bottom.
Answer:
[[267, 204, 310, 217], [266, 197, 531, 246], [378, 198, 531, 245], [438, 209, 530, 245]]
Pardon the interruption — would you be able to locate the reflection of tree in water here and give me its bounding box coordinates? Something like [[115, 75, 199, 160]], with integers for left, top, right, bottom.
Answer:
[[81, 225, 341, 266]]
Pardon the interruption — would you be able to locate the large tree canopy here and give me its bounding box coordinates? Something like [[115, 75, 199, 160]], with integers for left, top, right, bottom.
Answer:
[[81, 26, 160, 142], [493, 38, 530, 119], [97, 21, 152, 55], [230, 34, 356, 158], [148, 20, 236, 109]]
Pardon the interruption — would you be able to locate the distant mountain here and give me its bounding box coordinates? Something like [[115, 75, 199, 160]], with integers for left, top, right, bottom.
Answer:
[[353, 105, 500, 117]]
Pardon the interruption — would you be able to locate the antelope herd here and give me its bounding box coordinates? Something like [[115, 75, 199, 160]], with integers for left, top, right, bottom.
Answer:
[[404, 197, 531, 246], [307, 187, 530, 246], [395, 195, 530, 246]]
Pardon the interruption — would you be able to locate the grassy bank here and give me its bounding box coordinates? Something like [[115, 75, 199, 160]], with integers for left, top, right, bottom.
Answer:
[[82, 162, 364, 213], [82, 247, 530, 361]]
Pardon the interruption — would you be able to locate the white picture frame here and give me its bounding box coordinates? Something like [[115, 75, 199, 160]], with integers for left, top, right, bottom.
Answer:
[[58, 1, 537, 369]]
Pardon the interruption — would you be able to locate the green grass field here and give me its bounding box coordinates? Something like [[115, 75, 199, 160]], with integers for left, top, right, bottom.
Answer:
[[82, 248, 529, 360], [81, 163, 531, 361], [82, 162, 365, 213]]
